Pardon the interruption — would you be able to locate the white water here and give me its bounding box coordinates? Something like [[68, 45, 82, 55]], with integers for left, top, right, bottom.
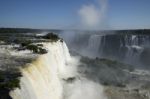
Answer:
[[64, 78, 107, 99], [88, 35, 102, 52], [10, 41, 70, 99], [10, 41, 107, 99], [83, 34, 103, 58]]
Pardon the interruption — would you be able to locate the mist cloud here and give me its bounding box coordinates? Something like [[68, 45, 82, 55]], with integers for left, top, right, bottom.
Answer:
[[78, 0, 108, 29]]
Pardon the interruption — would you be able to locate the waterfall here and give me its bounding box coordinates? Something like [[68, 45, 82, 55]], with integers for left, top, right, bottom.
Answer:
[[87, 34, 102, 58], [9, 41, 71, 99], [9, 41, 107, 99], [88, 35, 102, 52], [123, 35, 148, 65], [78, 33, 150, 67]]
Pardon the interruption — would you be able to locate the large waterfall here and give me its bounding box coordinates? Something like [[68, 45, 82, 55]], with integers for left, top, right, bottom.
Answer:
[[9, 41, 71, 99], [9, 41, 107, 99], [61, 30, 150, 68]]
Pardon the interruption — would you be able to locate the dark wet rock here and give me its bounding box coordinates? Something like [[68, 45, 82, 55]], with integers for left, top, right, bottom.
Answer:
[[0, 70, 21, 99], [63, 77, 76, 83]]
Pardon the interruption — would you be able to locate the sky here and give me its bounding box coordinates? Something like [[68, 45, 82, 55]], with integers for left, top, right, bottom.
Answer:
[[0, 0, 150, 30]]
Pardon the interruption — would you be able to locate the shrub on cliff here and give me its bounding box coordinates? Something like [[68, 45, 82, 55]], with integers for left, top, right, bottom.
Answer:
[[0, 71, 21, 90], [38, 48, 47, 54], [26, 44, 47, 54], [26, 44, 39, 53], [43, 33, 59, 42]]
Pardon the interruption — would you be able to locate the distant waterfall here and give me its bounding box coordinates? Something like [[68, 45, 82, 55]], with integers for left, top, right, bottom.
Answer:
[[87, 35, 102, 58], [67, 32, 150, 67], [124, 35, 150, 46], [102, 34, 150, 67], [88, 35, 102, 52]]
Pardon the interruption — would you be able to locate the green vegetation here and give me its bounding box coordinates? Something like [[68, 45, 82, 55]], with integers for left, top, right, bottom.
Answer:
[[26, 44, 39, 53], [42, 33, 60, 42], [0, 70, 21, 99], [102, 81, 126, 87], [0, 28, 61, 33], [115, 29, 150, 35], [0, 71, 21, 90], [26, 44, 47, 54], [0, 79, 20, 90], [98, 58, 134, 72], [81, 57, 134, 72], [0, 28, 61, 44], [80, 57, 135, 87], [38, 47, 47, 54], [13, 39, 48, 54], [98, 58, 118, 66], [0, 28, 42, 33], [20, 40, 32, 47]]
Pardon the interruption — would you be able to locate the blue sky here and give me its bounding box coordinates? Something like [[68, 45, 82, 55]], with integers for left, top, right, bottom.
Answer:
[[0, 0, 150, 30]]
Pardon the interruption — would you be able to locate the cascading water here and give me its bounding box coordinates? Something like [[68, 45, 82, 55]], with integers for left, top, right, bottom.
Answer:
[[87, 35, 102, 57], [62, 31, 150, 68], [9, 41, 71, 99], [9, 41, 107, 99], [119, 35, 149, 66], [88, 35, 102, 52], [77, 34, 104, 58]]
